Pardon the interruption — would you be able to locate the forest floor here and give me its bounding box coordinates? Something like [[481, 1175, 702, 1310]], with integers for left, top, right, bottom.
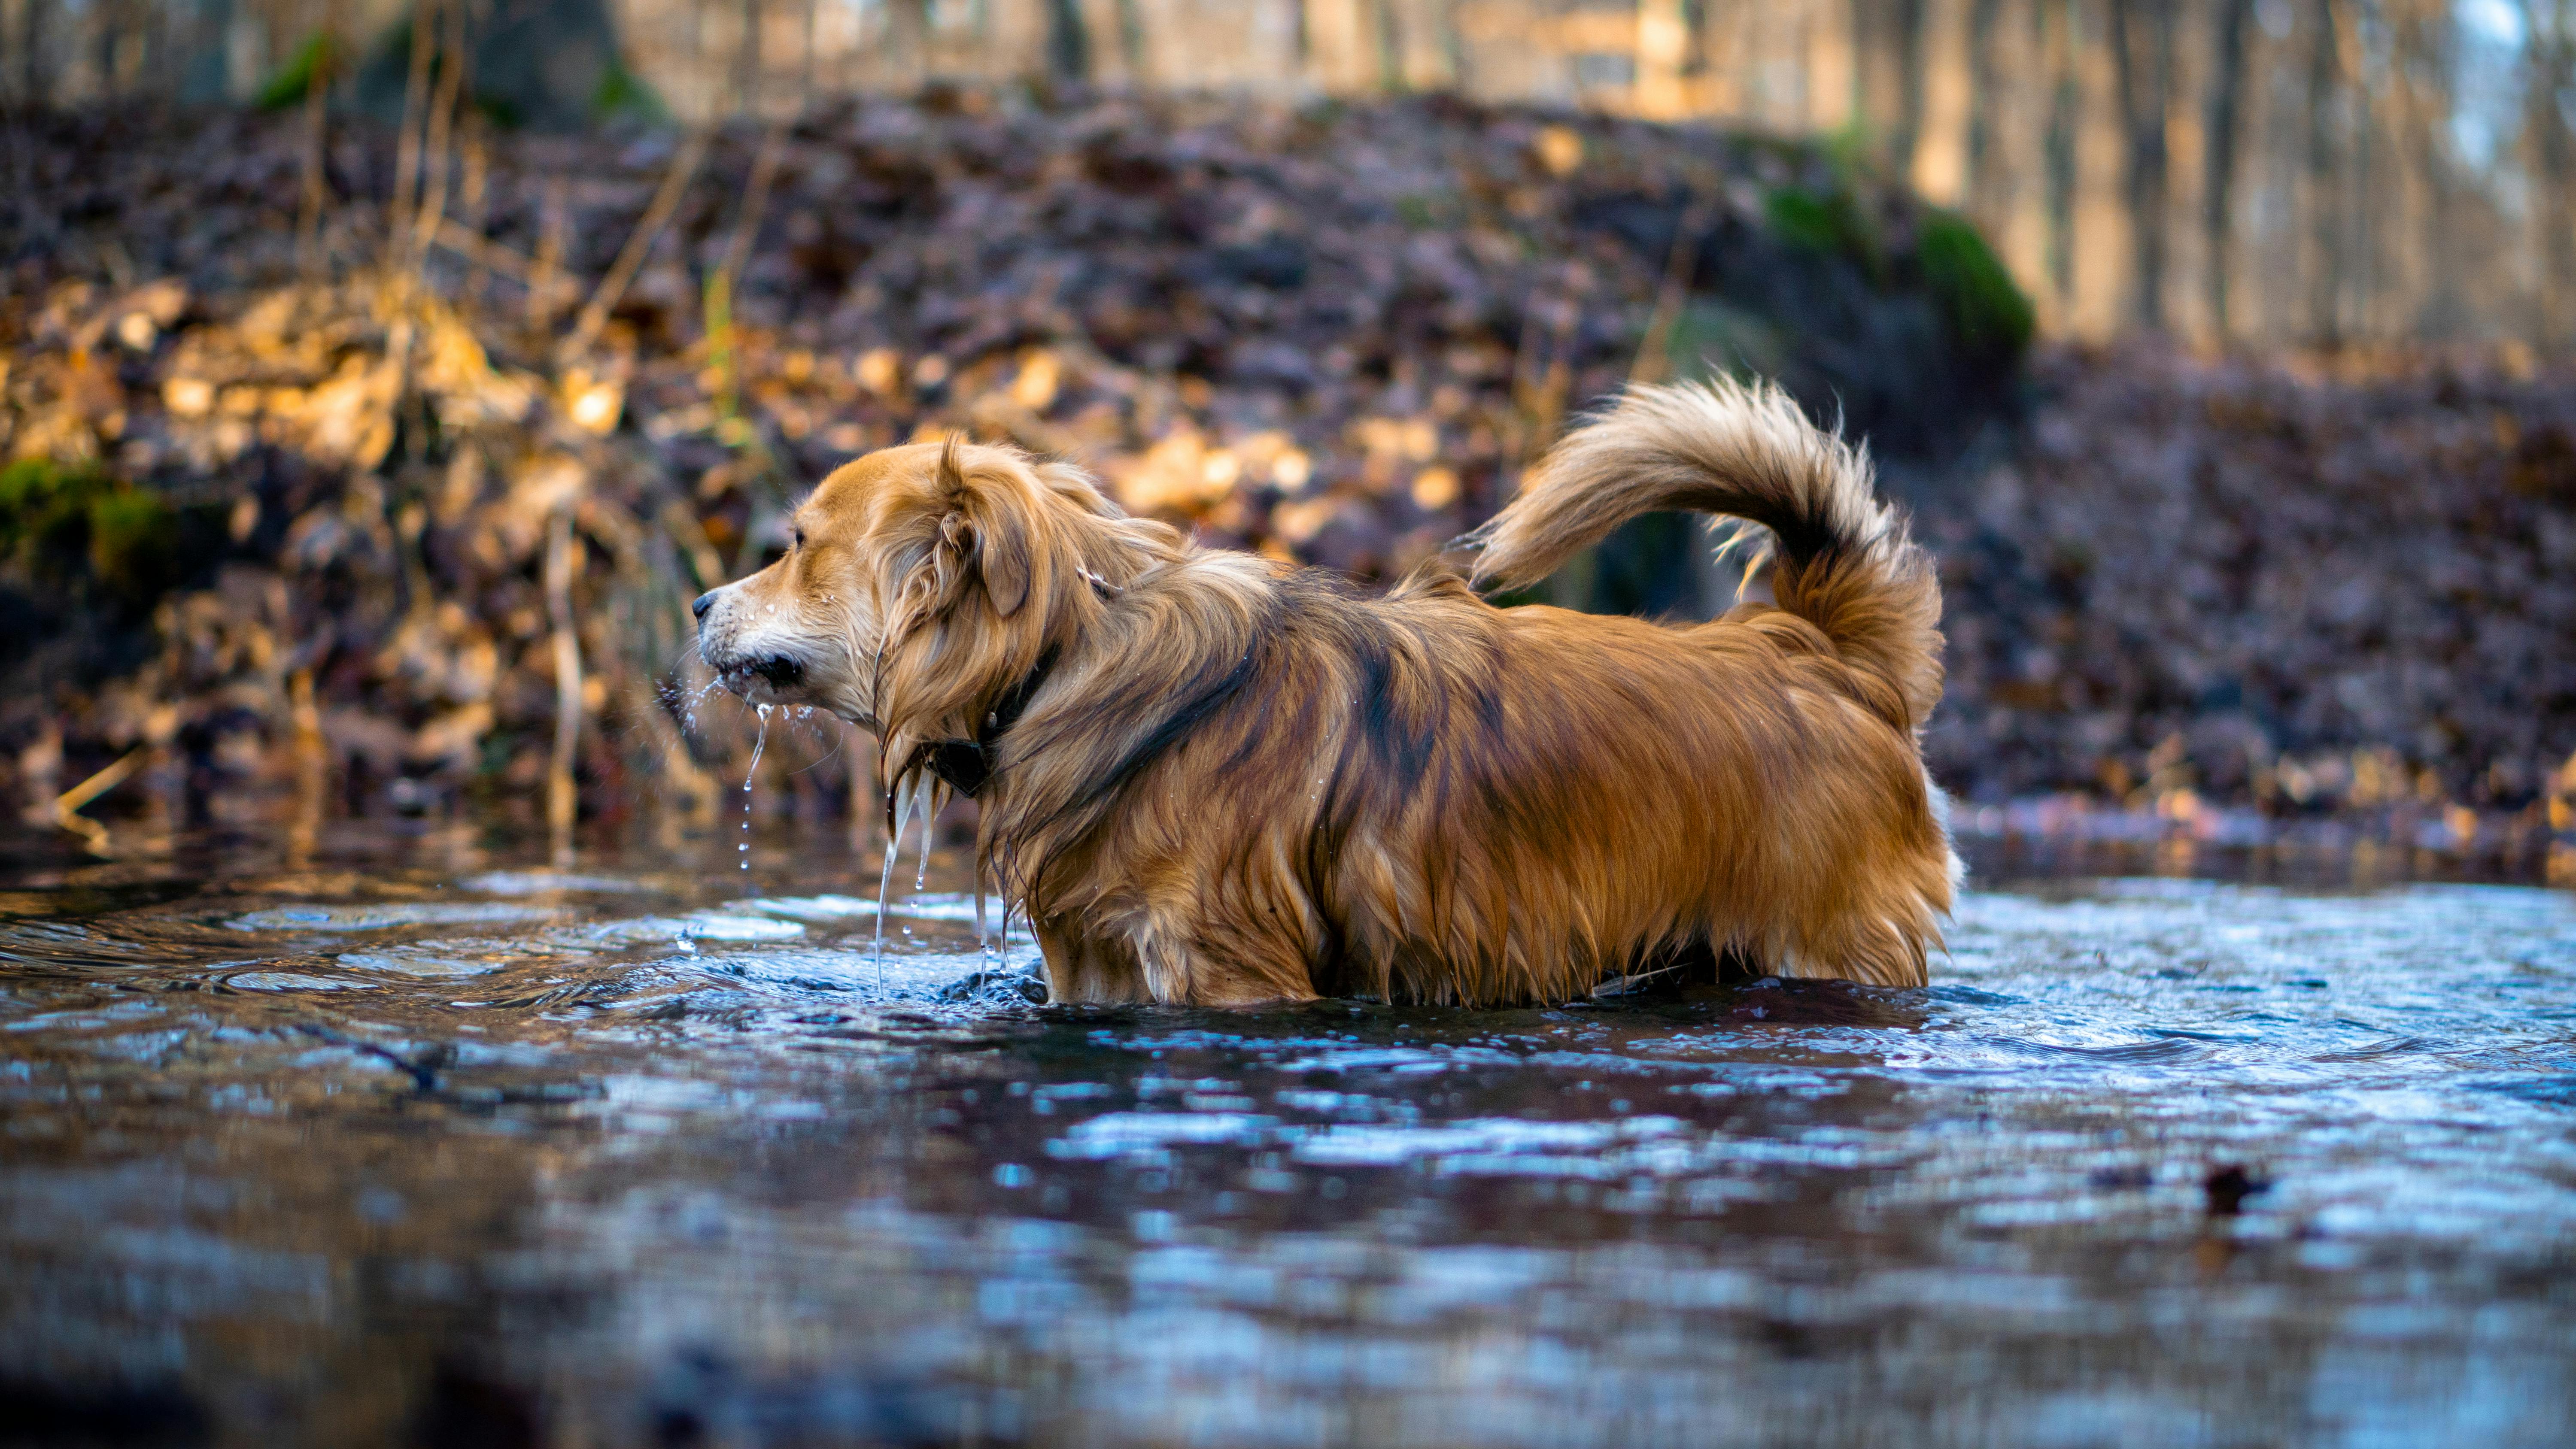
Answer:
[[2, 94, 2572, 870]]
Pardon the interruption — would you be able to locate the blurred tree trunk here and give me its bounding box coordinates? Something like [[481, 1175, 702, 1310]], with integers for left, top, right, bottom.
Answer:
[[2381, 0, 2446, 335], [16, 0, 49, 105], [1853, 0, 1928, 173], [1637, 0, 1688, 117], [359, 0, 639, 131], [1911, 0, 1971, 200], [1045, 0, 1092, 83], [179, 0, 235, 103], [1965, 0, 2004, 197], [2042, 0, 2080, 315], [2526, 0, 2576, 349], [2108, 0, 2172, 332], [2303, 0, 2345, 343], [1805, 0, 1856, 128], [2202, 0, 2251, 339], [887, 0, 930, 79], [1116, 0, 1148, 82]]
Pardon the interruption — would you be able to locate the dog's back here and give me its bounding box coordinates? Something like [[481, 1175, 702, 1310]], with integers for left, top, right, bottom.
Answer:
[[995, 382, 1954, 1003], [1439, 378, 1957, 991]]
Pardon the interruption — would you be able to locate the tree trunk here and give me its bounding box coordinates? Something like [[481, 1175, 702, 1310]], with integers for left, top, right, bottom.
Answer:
[[1046, 0, 1093, 84], [2304, 0, 2345, 344], [734, 0, 759, 113], [888, 0, 930, 80], [17, 0, 49, 105], [1965, 0, 2004, 201], [2109, 0, 2172, 333], [358, 0, 638, 132], [1897, 0, 1927, 169], [2203, 0, 2252, 339], [2525, 1, 2576, 349], [1116, 0, 1147, 82], [1852, 0, 1929, 173], [2042, 0, 2081, 314]]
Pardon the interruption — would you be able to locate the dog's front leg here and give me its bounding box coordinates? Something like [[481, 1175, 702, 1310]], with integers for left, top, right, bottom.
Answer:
[[1137, 915, 1322, 1007], [1033, 921, 1152, 1004]]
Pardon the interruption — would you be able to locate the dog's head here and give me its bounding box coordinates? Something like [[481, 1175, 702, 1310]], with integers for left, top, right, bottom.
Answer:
[[694, 437, 1178, 764]]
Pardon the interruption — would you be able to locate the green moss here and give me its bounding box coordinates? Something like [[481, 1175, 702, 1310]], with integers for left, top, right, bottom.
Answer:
[[1763, 185, 1879, 272], [1820, 121, 1876, 186], [0, 459, 112, 568], [1915, 210, 2035, 361], [0, 461, 185, 610], [589, 61, 667, 125], [1664, 299, 1789, 382], [254, 30, 336, 112], [85, 490, 183, 604]]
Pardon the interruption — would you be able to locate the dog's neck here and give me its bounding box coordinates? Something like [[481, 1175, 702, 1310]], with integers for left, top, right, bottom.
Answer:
[[920, 647, 1057, 798]]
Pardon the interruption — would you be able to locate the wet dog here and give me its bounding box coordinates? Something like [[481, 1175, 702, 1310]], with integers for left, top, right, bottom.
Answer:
[[695, 378, 1956, 1004]]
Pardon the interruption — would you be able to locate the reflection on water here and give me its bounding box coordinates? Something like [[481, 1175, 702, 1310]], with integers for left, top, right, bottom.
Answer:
[[2, 822, 2573, 1446]]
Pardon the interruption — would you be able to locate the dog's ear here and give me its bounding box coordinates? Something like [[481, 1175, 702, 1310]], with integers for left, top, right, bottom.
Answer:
[[934, 436, 1032, 618]]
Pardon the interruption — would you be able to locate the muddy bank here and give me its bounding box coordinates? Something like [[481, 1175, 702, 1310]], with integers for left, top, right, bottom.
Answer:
[[1925, 343, 2576, 866], [0, 91, 2013, 842], [1, 94, 2571, 862]]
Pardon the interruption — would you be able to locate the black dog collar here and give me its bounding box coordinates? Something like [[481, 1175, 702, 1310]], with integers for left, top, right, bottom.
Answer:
[[920, 649, 1056, 798]]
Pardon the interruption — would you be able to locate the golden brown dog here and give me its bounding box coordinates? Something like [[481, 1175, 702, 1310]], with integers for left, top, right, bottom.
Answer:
[[694, 378, 1956, 1005]]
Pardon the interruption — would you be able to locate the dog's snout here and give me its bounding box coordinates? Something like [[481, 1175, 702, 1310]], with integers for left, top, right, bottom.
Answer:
[[692, 591, 717, 621], [753, 655, 805, 687]]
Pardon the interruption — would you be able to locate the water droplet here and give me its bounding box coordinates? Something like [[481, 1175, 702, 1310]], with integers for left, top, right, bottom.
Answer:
[[740, 706, 774, 877], [875, 772, 918, 988]]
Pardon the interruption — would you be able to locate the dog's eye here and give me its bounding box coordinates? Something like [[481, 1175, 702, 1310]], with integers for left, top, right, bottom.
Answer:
[[793, 529, 807, 549]]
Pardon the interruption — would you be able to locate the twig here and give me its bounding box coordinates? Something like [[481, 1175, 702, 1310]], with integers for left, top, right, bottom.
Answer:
[[296, 29, 332, 280], [1507, 264, 1585, 471], [705, 122, 788, 420], [1629, 190, 1717, 385], [51, 748, 146, 855], [433, 218, 576, 301], [717, 123, 788, 294], [658, 499, 727, 591], [545, 506, 584, 845], [389, 0, 437, 264], [561, 129, 709, 363], [530, 177, 570, 328], [459, 116, 491, 300], [408, 0, 471, 267]]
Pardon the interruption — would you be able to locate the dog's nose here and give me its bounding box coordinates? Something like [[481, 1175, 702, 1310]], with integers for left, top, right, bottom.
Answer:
[[692, 591, 716, 621]]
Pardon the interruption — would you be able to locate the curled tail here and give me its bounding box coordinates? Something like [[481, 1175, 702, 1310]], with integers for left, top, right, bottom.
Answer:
[[1465, 377, 1943, 731]]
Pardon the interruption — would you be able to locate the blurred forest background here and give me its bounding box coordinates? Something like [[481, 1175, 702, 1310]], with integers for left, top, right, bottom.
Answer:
[[2, 0, 2573, 871]]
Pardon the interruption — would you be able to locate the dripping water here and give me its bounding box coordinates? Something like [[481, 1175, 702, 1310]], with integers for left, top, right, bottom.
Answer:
[[874, 773, 918, 986], [914, 783, 937, 890], [741, 703, 772, 880]]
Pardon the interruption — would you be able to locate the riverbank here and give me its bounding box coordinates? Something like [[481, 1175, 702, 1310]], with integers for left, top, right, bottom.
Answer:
[[1, 95, 2570, 864], [1926, 342, 2576, 873]]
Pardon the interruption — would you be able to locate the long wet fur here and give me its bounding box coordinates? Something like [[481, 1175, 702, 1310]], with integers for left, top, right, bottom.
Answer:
[[694, 377, 1959, 1005]]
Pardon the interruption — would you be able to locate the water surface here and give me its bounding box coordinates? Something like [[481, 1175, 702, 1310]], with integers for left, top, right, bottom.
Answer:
[[3, 822, 2573, 1447]]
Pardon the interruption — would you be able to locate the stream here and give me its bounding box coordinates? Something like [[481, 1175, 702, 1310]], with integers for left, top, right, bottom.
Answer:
[[2, 820, 2572, 1447]]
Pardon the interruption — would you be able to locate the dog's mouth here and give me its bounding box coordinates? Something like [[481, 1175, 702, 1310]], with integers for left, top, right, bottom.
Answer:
[[711, 651, 807, 700]]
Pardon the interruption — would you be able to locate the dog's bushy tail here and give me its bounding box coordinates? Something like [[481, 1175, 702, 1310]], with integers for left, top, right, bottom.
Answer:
[[1464, 377, 1942, 731]]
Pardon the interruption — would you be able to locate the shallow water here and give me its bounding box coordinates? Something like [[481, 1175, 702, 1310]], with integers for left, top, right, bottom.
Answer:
[[2, 821, 2573, 1448]]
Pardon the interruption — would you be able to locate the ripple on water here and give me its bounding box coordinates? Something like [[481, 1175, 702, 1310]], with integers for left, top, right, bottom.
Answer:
[[5, 849, 2576, 1447], [229, 902, 563, 933]]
